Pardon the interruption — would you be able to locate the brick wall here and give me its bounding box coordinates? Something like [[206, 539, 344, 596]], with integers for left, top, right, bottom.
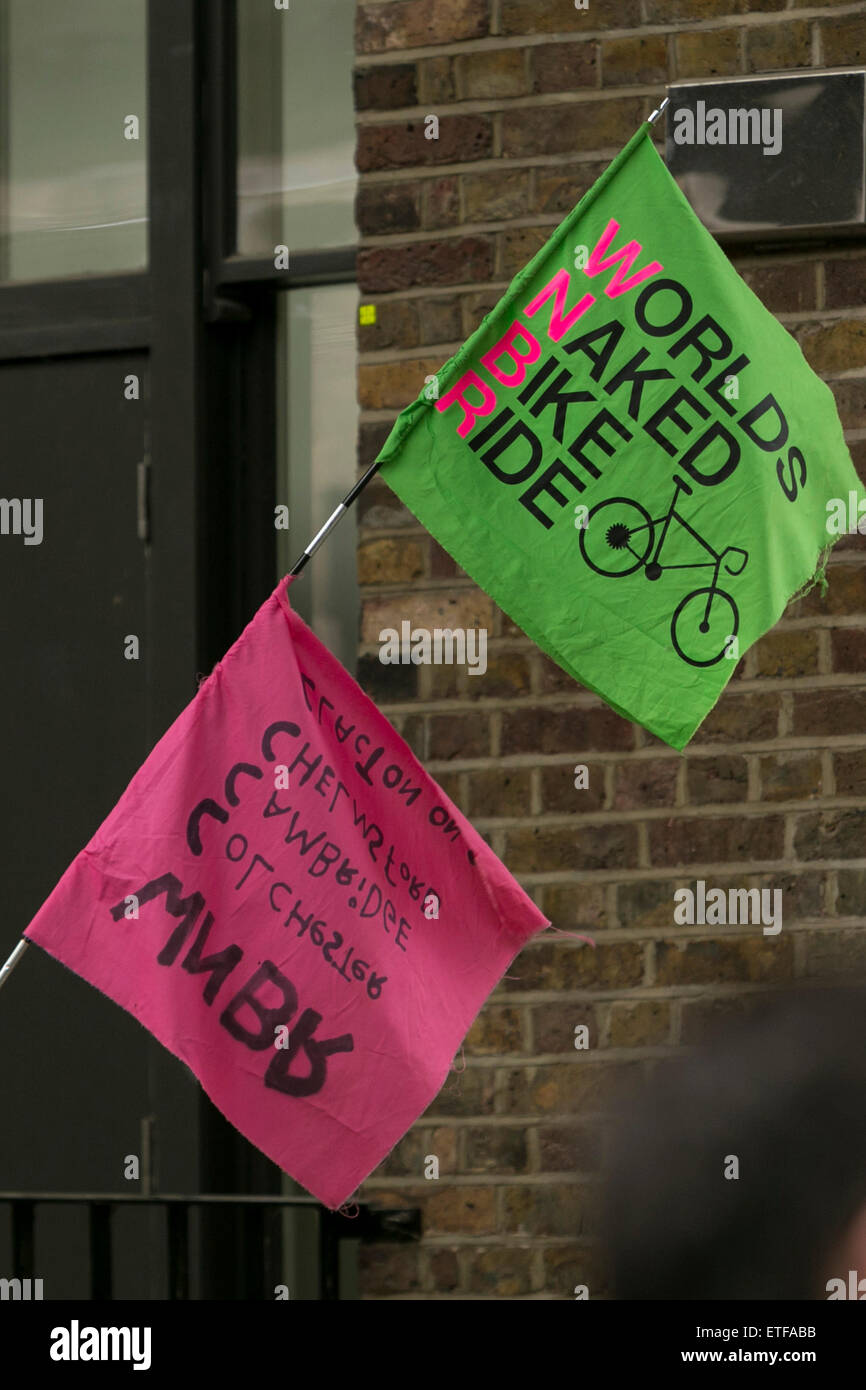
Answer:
[[352, 0, 866, 1298]]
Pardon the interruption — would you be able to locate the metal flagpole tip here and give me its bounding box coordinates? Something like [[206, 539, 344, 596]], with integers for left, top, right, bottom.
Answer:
[[649, 95, 670, 125], [0, 937, 29, 992]]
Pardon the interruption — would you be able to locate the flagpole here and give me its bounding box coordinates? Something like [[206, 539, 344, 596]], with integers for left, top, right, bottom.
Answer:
[[0, 938, 28, 992], [289, 458, 385, 576], [648, 95, 669, 125]]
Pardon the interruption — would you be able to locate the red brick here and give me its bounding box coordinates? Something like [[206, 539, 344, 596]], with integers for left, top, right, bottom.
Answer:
[[544, 1243, 609, 1297], [426, 1186, 497, 1234], [795, 565, 866, 618], [500, 940, 644, 991], [463, 1126, 528, 1174], [648, 814, 784, 866], [647, 0, 783, 15], [752, 629, 818, 679], [358, 234, 494, 292], [501, 704, 635, 754], [792, 688, 866, 738], [419, 55, 456, 105], [425, 655, 462, 698], [541, 881, 608, 933], [467, 651, 532, 699], [533, 42, 599, 94], [357, 296, 419, 351], [686, 754, 748, 805], [466, 1246, 534, 1295], [356, 180, 421, 236], [425, 1066, 496, 1117], [357, 0, 489, 54], [602, 35, 667, 87], [357, 537, 425, 585], [834, 521, 866, 556], [500, 225, 550, 278], [465, 1004, 525, 1054], [691, 693, 779, 744], [356, 114, 493, 172], [616, 878, 680, 932], [358, 1244, 421, 1293], [354, 64, 418, 111], [358, 420, 396, 471], [798, 320, 866, 375], [417, 293, 462, 344], [674, 28, 740, 78], [741, 262, 817, 314], [461, 287, 505, 337], [505, 821, 638, 873], [502, 0, 641, 32], [362, 589, 493, 643], [380, 1125, 457, 1177], [759, 752, 822, 802], [396, 712, 426, 760], [358, 355, 441, 409], [836, 869, 866, 918], [455, 47, 527, 99], [502, 1181, 599, 1237], [794, 809, 866, 861], [821, 16, 866, 68], [535, 160, 609, 215], [537, 1122, 603, 1172], [532, 1002, 598, 1053], [655, 935, 794, 986], [467, 766, 532, 817], [421, 174, 460, 231], [745, 21, 811, 73], [428, 537, 460, 577], [803, 927, 866, 978], [356, 653, 418, 703], [501, 98, 647, 158], [430, 1248, 460, 1291], [463, 168, 531, 222], [823, 255, 866, 311], [828, 377, 866, 430], [540, 761, 606, 814], [834, 749, 866, 799], [428, 710, 491, 759], [612, 758, 678, 811], [607, 999, 671, 1047]]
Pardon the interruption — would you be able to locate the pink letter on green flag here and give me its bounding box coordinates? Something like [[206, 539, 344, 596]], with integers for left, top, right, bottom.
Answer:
[[24, 578, 547, 1209], [377, 122, 866, 750]]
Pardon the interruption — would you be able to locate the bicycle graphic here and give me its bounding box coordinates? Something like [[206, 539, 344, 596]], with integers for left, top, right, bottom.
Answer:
[[578, 474, 749, 668]]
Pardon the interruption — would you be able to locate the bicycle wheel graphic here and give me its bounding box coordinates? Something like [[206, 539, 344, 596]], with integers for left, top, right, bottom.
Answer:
[[671, 587, 738, 667], [579, 498, 654, 577]]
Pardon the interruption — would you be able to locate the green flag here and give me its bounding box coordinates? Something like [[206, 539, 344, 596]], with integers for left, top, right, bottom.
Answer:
[[377, 123, 864, 750]]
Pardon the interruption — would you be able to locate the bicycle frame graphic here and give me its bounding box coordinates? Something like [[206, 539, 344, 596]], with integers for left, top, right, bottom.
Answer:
[[578, 474, 749, 667]]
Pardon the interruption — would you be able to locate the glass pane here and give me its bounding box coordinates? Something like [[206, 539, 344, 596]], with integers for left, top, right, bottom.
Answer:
[[0, 0, 147, 283], [277, 283, 360, 671], [237, 0, 357, 256]]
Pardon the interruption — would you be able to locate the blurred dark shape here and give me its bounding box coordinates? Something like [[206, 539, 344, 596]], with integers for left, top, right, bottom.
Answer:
[[603, 983, 866, 1300]]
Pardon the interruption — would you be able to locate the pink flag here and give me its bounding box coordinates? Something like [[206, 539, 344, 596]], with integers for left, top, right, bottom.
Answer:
[[25, 578, 548, 1208]]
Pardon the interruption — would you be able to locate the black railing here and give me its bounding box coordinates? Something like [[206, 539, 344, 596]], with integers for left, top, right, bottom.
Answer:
[[0, 1192, 420, 1300]]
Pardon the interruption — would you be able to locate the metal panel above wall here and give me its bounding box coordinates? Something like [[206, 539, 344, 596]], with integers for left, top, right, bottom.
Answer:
[[665, 69, 866, 244]]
